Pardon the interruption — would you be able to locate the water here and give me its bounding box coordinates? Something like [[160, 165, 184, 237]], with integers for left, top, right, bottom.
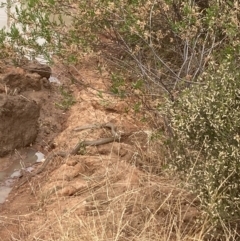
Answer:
[[0, 149, 45, 184], [0, 150, 45, 203]]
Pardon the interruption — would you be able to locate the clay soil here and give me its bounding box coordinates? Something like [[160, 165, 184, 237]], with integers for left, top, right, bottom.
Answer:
[[0, 56, 200, 241]]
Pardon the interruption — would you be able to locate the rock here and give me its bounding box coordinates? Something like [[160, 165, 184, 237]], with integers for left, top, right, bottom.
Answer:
[[25, 72, 42, 91], [1, 68, 42, 92], [42, 77, 51, 89], [0, 94, 40, 156], [22, 61, 52, 79]]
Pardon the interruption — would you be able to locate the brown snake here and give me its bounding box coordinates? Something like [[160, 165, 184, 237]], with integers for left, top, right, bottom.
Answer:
[[16, 123, 120, 188]]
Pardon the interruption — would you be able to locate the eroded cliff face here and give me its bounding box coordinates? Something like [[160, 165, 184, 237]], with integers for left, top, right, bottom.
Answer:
[[0, 94, 40, 156], [0, 60, 52, 156]]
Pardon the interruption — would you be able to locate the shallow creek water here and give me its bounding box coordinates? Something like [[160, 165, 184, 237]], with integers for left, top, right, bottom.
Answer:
[[0, 150, 45, 203]]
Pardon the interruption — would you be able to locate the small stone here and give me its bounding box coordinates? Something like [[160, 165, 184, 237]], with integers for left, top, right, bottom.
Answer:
[[23, 62, 51, 79]]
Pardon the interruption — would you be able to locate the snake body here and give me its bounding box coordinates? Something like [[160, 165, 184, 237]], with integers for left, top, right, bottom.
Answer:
[[16, 123, 120, 188]]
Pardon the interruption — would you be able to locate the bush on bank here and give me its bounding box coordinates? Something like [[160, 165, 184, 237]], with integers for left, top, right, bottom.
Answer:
[[168, 60, 240, 232]]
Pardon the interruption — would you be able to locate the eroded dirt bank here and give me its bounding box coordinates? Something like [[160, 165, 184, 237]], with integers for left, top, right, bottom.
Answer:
[[0, 59, 67, 156], [0, 58, 68, 203], [0, 56, 199, 241]]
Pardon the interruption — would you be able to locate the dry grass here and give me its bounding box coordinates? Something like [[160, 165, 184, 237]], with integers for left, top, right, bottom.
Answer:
[[1, 132, 239, 241], [0, 138, 201, 241], [10, 178, 201, 241]]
